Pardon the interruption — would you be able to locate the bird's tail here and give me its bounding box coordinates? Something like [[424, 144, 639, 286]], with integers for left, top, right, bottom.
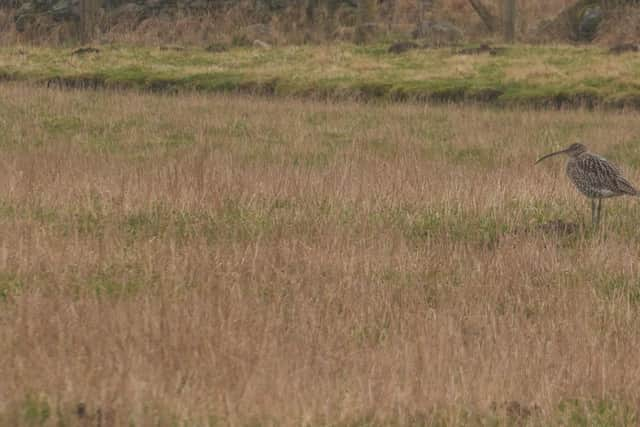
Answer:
[[616, 176, 640, 196]]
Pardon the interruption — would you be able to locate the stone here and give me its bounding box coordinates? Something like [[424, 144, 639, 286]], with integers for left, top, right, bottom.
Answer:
[[578, 5, 603, 41], [252, 39, 271, 49], [16, 1, 36, 15], [50, 0, 77, 20], [14, 2, 36, 32]]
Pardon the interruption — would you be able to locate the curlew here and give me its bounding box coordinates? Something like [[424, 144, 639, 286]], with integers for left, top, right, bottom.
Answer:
[[535, 143, 639, 225]]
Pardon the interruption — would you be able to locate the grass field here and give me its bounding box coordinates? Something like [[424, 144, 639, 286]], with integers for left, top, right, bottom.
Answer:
[[3, 82, 640, 426], [3, 44, 640, 107]]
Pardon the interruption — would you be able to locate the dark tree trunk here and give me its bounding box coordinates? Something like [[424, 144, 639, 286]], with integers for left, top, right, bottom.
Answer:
[[467, 0, 499, 32], [79, 0, 101, 43], [354, 0, 376, 43], [503, 0, 515, 42]]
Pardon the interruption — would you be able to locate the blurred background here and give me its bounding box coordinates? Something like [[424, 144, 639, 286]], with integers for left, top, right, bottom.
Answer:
[[0, 0, 638, 47]]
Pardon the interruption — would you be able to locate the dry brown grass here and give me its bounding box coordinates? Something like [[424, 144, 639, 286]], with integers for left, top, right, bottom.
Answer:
[[406, 0, 576, 30], [100, 0, 585, 45], [0, 0, 605, 46], [2, 83, 640, 425]]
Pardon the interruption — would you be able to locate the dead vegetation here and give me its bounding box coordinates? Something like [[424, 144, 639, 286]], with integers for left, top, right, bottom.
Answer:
[[0, 83, 640, 425], [0, 0, 609, 46]]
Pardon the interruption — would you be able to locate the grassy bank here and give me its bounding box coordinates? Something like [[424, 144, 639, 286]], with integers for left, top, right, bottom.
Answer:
[[2, 83, 640, 424], [2, 43, 640, 107]]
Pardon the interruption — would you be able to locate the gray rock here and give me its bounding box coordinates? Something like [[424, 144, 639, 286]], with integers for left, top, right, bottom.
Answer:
[[253, 39, 271, 49], [50, 0, 77, 20], [15, 0, 80, 30], [578, 5, 603, 41], [16, 1, 36, 15], [14, 2, 36, 32]]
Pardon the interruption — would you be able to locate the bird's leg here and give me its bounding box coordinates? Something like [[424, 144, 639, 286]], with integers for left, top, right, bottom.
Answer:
[[591, 199, 596, 226], [597, 198, 603, 226]]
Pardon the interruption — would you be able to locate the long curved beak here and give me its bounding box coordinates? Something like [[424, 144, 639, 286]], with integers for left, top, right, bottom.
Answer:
[[535, 149, 567, 164]]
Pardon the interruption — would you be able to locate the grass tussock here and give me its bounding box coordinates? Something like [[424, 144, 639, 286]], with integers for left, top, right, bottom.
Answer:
[[2, 84, 640, 425]]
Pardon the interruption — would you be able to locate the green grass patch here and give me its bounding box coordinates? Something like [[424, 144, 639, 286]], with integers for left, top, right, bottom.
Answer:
[[82, 266, 146, 298], [2, 44, 640, 107], [0, 272, 24, 302], [21, 394, 50, 426], [595, 273, 640, 306], [0, 392, 637, 426], [554, 398, 638, 427], [405, 207, 509, 247]]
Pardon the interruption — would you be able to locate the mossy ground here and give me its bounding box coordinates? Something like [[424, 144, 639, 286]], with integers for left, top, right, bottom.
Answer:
[[2, 44, 640, 106]]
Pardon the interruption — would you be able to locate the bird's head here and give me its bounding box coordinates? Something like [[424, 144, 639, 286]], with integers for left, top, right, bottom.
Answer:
[[535, 142, 587, 164]]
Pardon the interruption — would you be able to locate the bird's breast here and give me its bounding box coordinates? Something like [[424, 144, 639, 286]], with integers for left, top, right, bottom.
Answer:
[[566, 160, 599, 198]]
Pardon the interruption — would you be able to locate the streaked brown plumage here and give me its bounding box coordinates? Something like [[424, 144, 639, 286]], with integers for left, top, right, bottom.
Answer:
[[535, 143, 639, 225]]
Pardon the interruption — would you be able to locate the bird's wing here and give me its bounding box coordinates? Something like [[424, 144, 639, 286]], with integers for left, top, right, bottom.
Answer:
[[577, 154, 638, 196], [616, 175, 639, 196]]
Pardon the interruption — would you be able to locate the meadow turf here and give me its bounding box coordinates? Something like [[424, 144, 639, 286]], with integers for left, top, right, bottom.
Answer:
[[3, 44, 640, 107], [3, 83, 640, 425]]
